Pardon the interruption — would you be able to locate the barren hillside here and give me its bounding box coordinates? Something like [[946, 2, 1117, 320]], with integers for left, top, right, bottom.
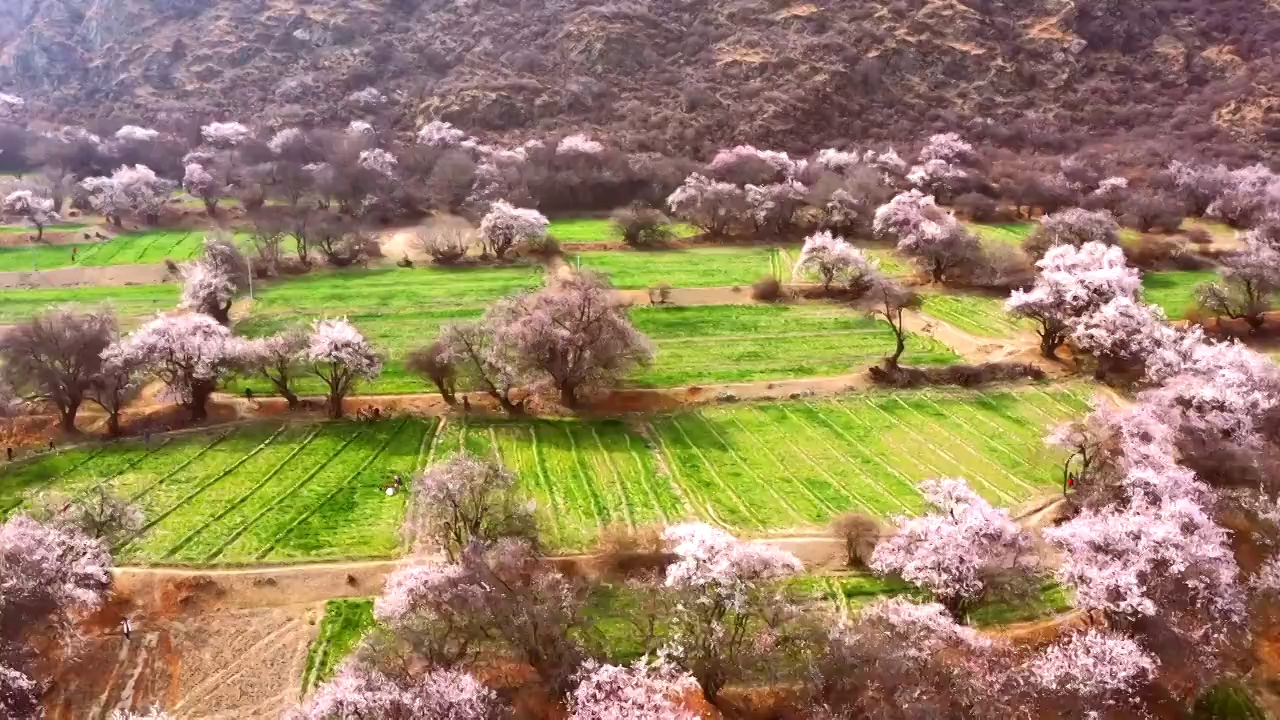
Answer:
[[1, 0, 1278, 156]]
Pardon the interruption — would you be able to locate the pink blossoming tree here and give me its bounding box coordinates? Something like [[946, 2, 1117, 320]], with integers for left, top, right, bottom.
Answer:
[[792, 230, 881, 295], [568, 659, 700, 720], [478, 200, 549, 260], [410, 452, 536, 561], [287, 662, 503, 720], [870, 478, 1037, 620], [660, 522, 803, 700], [303, 318, 382, 419], [1006, 241, 1141, 358], [2, 189, 61, 241], [102, 312, 244, 421]]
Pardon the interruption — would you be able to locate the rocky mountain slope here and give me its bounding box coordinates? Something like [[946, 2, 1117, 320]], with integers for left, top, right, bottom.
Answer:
[[1, 0, 1278, 157]]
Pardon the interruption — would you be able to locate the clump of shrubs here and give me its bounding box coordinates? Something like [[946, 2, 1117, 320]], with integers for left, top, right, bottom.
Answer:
[[869, 361, 1046, 388], [612, 205, 673, 248], [751, 275, 785, 302], [832, 512, 883, 569]]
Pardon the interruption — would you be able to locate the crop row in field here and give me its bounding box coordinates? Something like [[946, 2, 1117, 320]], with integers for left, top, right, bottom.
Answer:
[[919, 292, 1028, 338], [432, 385, 1087, 551], [548, 217, 699, 244], [1, 419, 434, 565]]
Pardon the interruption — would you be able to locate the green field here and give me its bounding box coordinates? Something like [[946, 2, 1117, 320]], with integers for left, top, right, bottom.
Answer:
[[235, 265, 546, 396], [0, 223, 88, 234], [628, 304, 957, 387], [0, 419, 433, 565], [776, 244, 911, 280], [0, 230, 249, 272], [240, 278, 953, 395], [0, 283, 178, 324], [1142, 270, 1219, 320], [301, 599, 376, 692], [920, 292, 1027, 338], [1, 387, 1083, 560], [570, 246, 790, 289], [966, 222, 1035, 246], [435, 386, 1085, 550], [549, 217, 699, 244]]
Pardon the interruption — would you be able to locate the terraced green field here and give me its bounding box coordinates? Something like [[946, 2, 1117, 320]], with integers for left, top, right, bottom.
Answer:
[[0, 230, 250, 272], [239, 281, 954, 395], [0, 387, 1084, 560], [0, 283, 178, 324], [920, 292, 1027, 338], [628, 304, 957, 387], [1142, 269, 1219, 320], [776, 244, 911, 279], [435, 385, 1086, 550], [235, 265, 546, 395], [548, 217, 699, 244], [569, 246, 790, 289], [0, 419, 434, 565]]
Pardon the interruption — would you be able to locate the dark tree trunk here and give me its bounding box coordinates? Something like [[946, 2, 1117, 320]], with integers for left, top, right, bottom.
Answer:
[[558, 382, 579, 408], [327, 391, 344, 419], [1039, 331, 1062, 360], [58, 399, 80, 433], [432, 380, 457, 406], [189, 381, 215, 421], [205, 198, 219, 216], [107, 411, 122, 437], [35, 224, 43, 243], [282, 389, 300, 410]]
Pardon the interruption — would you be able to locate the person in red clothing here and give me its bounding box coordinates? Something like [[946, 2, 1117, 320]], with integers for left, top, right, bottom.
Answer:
[[71, 247, 78, 262]]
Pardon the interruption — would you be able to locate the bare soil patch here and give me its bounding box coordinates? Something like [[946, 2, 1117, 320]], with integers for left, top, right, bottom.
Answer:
[[0, 263, 172, 289]]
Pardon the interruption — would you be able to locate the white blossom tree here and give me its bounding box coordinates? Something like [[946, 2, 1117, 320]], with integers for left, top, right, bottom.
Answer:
[[792, 230, 881, 295], [478, 200, 549, 260], [873, 190, 981, 282], [102, 313, 244, 421], [745, 181, 806, 235], [0, 93, 25, 122], [182, 162, 228, 215], [1023, 629, 1157, 718], [1196, 226, 1280, 332], [660, 522, 803, 701], [179, 235, 251, 325], [411, 452, 536, 561], [417, 120, 468, 148], [870, 478, 1037, 620], [114, 125, 160, 143], [1023, 208, 1120, 259], [489, 273, 654, 407], [304, 318, 382, 419], [200, 121, 252, 149], [286, 662, 503, 720], [2, 189, 61, 241], [81, 165, 173, 226], [557, 134, 605, 156], [666, 173, 747, 236], [1069, 296, 1170, 378], [568, 659, 700, 720], [707, 145, 797, 184], [1006, 242, 1141, 358], [240, 329, 308, 410]]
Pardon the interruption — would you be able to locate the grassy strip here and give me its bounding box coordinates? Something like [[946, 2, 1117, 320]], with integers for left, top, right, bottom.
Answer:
[[301, 599, 376, 694]]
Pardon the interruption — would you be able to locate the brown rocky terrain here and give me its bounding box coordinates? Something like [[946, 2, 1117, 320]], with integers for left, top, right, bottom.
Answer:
[[1, 0, 1278, 158]]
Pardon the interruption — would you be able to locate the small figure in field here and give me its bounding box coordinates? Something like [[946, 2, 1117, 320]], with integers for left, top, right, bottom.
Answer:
[[121, 617, 132, 641], [5, 447, 12, 462], [244, 387, 254, 402], [462, 396, 471, 414], [48, 439, 55, 452], [71, 247, 78, 262], [143, 429, 151, 444]]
